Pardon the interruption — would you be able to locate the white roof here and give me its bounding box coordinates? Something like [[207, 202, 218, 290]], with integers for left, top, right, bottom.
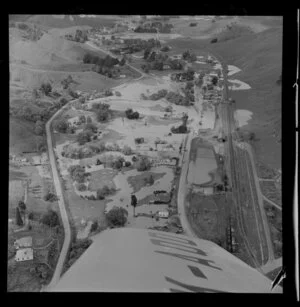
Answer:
[[15, 248, 33, 262], [51, 228, 281, 293]]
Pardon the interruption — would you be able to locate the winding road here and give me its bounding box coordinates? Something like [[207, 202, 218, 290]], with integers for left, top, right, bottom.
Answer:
[[44, 43, 145, 291]]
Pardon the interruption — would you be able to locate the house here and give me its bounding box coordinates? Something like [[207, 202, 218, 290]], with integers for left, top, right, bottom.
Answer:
[[163, 64, 171, 70], [15, 248, 33, 262], [14, 236, 32, 249]]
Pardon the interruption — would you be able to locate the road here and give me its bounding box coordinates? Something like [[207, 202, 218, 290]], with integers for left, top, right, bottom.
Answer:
[[44, 101, 73, 291], [177, 132, 198, 238], [43, 54, 144, 291]]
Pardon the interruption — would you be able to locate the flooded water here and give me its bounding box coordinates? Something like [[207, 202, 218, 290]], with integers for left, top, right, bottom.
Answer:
[[187, 147, 217, 185]]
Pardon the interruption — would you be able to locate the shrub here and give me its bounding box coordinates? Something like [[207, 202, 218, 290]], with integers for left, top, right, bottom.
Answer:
[[79, 96, 86, 104], [210, 38, 218, 43], [79, 115, 86, 124], [136, 156, 151, 171], [115, 91, 122, 97], [105, 206, 128, 227], [125, 161, 131, 167]]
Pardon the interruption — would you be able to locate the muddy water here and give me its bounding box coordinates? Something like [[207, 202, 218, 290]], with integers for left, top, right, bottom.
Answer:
[[105, 166, 174, 214], [187, 147, 217, 185]]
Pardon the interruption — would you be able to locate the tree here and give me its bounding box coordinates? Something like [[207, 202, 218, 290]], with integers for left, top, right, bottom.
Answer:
[[34, 120, 44, 136], [53, 118, 69, 133], [106, 206, 128, 227], [40, 82, 52, 96], [79, 115, 86, 124], [16, 207, 23, 226], [136, 156, 151, 171], [77, 130, 93, 145], [119, 57, 126, 66], [211, 76, 218, 85], [125, 108, 140, 119], [131, 194, 137, 217], [84, 122, 97, 133], [41, 209, 60, 227], [86, 116, 92, 124], [143, 48, 151, 60]]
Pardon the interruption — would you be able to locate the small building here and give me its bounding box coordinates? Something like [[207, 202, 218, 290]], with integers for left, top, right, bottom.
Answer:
[[163, 64, 171, 70], [15, 248, 33, 262], [14, 236, 33, 249], [119, 74, 126, 78], [158, 211, 169, 218]]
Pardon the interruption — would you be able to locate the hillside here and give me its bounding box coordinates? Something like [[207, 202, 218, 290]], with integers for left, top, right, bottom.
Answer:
[[25, 15, 120, 29], [208, 27, 282, 169]]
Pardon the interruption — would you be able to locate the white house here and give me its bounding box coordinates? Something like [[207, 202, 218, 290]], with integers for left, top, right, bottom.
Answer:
[[15, 248, 33, 262]]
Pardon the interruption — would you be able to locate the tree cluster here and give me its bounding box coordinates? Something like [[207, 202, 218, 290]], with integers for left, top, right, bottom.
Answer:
[[125, 108, 140, 120], [65, 29, 88, 43], [92, 102, 111, 122], [105, 206, 128, 227], [96, 185, 116, 200], [135, 156, 151, 171], [41, 209, 60, 227], [182, 50, 197, 63], [68, 165, 88, 183], [40, 82, 52, 96]]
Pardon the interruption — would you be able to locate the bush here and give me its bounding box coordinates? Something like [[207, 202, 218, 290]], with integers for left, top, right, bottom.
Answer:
[[136, 156, 151, 171], [115, 91, 122, 97], [125, 161, 132, 167], [79, 96, 86, 104], [210, 38, 218, 44], [105, 206, 128, 227]]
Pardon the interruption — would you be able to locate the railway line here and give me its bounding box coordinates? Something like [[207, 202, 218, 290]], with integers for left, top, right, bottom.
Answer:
[[220, 60, 273, 269]]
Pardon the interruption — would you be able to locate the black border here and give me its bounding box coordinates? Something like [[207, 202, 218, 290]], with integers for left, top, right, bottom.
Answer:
[[3, 3, 298, 305]]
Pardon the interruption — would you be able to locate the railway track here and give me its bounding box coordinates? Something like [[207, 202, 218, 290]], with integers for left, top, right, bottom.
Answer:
[[221, 64, 265, 270]]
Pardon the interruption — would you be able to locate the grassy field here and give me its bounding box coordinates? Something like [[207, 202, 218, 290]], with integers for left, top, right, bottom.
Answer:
[[88, 169, 118, 191], [127, 171, 166, 193], [260, 180, 282, 206], [186, 192, 230, 249], [263, 200, 282, 258]]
